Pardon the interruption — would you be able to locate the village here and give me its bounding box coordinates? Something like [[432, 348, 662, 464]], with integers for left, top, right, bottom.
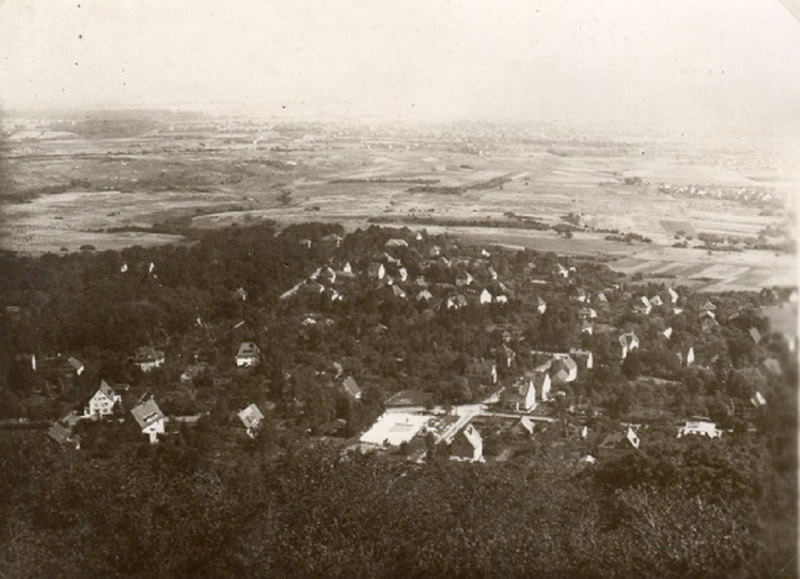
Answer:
[[4, 222, 793, 469]]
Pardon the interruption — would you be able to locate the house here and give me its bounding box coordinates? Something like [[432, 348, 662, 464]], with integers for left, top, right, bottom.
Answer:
[[550, 357, 578, 384], [536, 296, 547, 314], [236, 287, 248, 301], [650, 295, 664, 307], [634, 296, 652, 315], [598, 426, 640, 458], [86, 380, 122, 418], [67, 357, 85, 376], [578, 307, 597, 320], [341, 376, 362, 400], [700, 300, 717, 313], [763, 358, 782, 375], [677, 417, 721, 439], [455, 271, 474, 287], [392, 285, 407, 299], [581, 320, 594, 335], [180, 364, 208, 383], [479, 289, 493, 304], [320, 233, 343, 249], [237, 403, 265, 438], [487, 266, 498, 280], [235, 341, 261, 367], [446, 295, 468, 310], [133, 347, 165, 372], [415, 276, 429, 288], [385, 238, 409, 249], [502, 378, 537, 412], [398, 267, 409, 282], [596, 291, 609, 305], [569, 349, 594, 370], [516, 416, 536, 435], [667, 287, 679, 304], [618, 332, 640, 360], [686, 346, 695, 365], [341, 261, 354, 275], [663, 327, 673, 339], [751, 391, 767, 407], [533, 372, 552, 401], [495, 295, 508, 305], [498, 344, 516, 368], [450, 424, 483, 462], [555, 263, 569, 278], [298, 238, 312, 249], [130, 398, 166, 444], [47, 422, 80, 449], [700, 316, 718, 333], [367, 262, 386, 280], [466, 359, 497, 385], [417, 288, 433, 302], [748, 327, 762, 344]]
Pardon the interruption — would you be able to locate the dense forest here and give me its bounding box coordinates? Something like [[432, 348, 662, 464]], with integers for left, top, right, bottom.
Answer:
[[0, 221, 797, 577]]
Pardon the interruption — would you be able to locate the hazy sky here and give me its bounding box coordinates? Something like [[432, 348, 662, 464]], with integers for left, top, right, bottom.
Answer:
[[1, 0, 799, 138]]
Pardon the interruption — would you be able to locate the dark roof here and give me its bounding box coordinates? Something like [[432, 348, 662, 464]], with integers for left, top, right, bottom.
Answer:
[[342, 376, 362, 398]]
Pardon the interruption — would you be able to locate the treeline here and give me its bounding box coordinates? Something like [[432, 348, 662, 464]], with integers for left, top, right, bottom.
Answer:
[[0, 429, 794, 578]]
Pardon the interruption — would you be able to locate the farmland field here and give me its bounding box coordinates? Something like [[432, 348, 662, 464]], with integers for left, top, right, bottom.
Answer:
[[0, 116, 795, 291]]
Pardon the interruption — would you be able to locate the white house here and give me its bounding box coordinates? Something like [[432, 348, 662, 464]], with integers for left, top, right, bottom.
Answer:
[[536, 296, 547, 315], [663, 327, 673, 339], [667, 287, 679, 304], [237, 403, 265, 438], [677, 417, 721, 439], [86, 380, 121, 418], [235, 341, 261, 367], [686, 346, 695, 366], [131, 398, 166, 444], [480, 289, 493, 304]]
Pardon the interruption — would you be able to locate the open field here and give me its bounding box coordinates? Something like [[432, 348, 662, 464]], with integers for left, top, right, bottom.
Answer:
[[1, 117, 795, 291]]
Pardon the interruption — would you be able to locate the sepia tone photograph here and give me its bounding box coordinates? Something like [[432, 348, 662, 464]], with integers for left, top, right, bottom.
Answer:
[[0, 1, 798, 577]]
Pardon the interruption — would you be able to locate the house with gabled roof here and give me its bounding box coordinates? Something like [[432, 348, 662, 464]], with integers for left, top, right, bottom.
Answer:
[[663, 327, 673, 339], [598, 426, 640, 458], [466, 359, 497, 386], [235, 341, 261, 367], [367, 262, 386, 280], [551, 357, 577, 384], [417, 288, 433, 302], [320, 233, 343, 249], [455, 271, 474, 287], [48, 422, 81, 449], [667, 287, 679, 304], [634, 296, 652, 315], [446, 294, 468, 310], [86, 380, 122, 418], [619, 332, 640, 360], [180, 364, 208, 383], [392, 285, 407, 299], [750, 391, 767, 407], [237, 403, 265, 438], [536, 296, 547, 314], [650, 295, 663, 307], [67, 357, 85, 376], [450, 424, 483, 462], [479, 289, 493, 304], [133, 346, 165, 372], [748, 327, 762, 344], [500, 376, 536, 412], [130, 397, 166, 444], [581, 320, 594, 335], [341, 376, 362, 400]]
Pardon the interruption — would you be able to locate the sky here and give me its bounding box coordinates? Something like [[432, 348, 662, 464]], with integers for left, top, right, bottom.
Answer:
[[1, 0, 799, 140]]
